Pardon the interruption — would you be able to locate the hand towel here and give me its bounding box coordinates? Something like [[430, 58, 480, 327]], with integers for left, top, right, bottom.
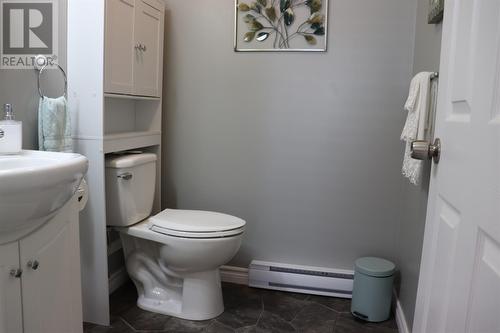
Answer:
[[401, 72, 433, 185], [38, 96, 73, 152]]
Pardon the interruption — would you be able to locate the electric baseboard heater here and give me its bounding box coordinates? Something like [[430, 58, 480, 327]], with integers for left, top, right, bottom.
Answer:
[[248, 260, 354, 298]]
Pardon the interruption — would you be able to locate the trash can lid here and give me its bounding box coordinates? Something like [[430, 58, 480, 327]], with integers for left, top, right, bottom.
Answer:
[[355, 257, 396, 277]]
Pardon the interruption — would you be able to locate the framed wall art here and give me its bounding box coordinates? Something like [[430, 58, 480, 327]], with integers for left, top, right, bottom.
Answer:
[[234, 0, 328, 52]]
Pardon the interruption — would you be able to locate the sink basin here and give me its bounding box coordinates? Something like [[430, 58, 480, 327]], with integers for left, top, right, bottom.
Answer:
[[0, 150, 88, 244]]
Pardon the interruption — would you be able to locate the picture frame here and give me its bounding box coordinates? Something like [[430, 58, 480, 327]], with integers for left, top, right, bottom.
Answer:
[[234, 0, 328, 52], [428, 0, 444, 24]]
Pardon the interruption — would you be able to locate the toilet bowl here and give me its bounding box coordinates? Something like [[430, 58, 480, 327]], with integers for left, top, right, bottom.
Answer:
[[105, 153, 245, 320]]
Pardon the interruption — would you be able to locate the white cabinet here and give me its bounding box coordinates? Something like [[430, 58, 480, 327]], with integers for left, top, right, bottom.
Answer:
[[133, 0, 163, 97], [20, 200, 82, 333], [105, 0, 164, 97], [0, 242, 23, 333], [0, 197, 83, 333], [104, 0, 136, 94]]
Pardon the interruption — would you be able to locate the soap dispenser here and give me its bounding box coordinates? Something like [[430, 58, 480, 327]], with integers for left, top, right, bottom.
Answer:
[[0, 104, 22, 154]]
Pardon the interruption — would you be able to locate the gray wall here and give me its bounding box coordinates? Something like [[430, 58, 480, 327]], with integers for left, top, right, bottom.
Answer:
[[395, 0, 442, 329], [162, 0, 416, 269], [0, 0, 67, 150]]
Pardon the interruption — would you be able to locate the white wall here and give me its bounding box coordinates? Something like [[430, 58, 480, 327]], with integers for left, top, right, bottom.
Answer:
[[396, 0, 442, 329], [162, 0, 416, 269], [0, 1, 67, 150]]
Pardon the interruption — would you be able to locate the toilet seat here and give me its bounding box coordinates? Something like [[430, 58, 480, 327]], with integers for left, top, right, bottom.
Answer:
[[150, 225, 245, 238], [148, 209, 246, 239]]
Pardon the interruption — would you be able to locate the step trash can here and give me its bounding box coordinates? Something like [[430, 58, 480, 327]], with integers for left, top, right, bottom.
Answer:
[[351, 257, 396, 322]]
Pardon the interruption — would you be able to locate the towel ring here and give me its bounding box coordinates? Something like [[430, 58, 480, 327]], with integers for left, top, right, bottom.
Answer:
[[37, 63, 67, 99]]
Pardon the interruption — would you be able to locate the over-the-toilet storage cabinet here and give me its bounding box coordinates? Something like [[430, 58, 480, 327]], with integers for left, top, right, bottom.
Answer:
[[68, 0, 164, 326], [105, 0, 163, 97]]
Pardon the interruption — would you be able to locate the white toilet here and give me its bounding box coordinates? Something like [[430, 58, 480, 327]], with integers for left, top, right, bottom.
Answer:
[[105, 153, 246, 320]]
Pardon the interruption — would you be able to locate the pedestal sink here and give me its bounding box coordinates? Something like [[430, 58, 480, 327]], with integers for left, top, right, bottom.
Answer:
[[0, 150, 88, 244]]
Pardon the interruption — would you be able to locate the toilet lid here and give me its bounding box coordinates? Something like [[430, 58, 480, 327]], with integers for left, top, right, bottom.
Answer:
[[149, 209, 246, 234]]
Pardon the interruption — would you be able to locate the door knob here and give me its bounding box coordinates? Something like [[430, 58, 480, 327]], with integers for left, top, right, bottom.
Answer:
[[411, 138, 441, 163]]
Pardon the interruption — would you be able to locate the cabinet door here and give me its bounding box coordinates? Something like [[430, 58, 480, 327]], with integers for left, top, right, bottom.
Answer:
[[0, 242, 23, 333], [105, 0, 136, 95], [133, 0, 164, 97], [20, 200, 83, 333]]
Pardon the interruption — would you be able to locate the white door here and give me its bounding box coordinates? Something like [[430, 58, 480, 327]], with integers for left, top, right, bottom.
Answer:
[[133, 0, 163, 97], [104, 0, 136, 95], [20, 201, 83, 333], [0, 242, 23, 333], [413, 0, 500, 332]]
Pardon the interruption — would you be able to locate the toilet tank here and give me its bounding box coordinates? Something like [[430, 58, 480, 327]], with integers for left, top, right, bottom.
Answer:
[[105, 153, 157, 227]]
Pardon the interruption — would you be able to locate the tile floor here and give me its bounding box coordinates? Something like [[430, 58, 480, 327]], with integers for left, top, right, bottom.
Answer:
[[84, 282, 398, 333]]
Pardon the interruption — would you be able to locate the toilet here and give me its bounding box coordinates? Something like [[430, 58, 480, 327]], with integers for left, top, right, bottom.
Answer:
[[105, 153, 246, 320]]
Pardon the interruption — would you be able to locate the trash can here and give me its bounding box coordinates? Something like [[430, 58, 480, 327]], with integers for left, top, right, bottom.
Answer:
[[351, 257, 396, 322]]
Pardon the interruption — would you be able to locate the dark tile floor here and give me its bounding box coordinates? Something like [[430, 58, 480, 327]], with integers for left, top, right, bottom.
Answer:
[[84, 282, 398, 333]]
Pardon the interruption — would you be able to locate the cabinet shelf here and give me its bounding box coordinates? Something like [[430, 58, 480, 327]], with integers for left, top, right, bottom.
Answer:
[[103, 131, 161, 153], [104, 93, 161, 101]]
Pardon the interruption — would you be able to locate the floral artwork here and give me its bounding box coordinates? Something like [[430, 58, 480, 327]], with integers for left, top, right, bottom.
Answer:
[[234, 0, 328, 51]]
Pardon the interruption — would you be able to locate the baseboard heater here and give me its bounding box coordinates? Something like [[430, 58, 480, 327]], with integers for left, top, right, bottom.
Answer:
[[249, 260, 354, 298]]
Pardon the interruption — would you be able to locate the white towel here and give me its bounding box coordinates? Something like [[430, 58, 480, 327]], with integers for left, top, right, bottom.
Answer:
[[401, 72, 433, 185]]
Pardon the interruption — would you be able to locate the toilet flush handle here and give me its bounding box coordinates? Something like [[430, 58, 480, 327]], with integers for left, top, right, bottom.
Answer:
[[118, 172, 133, 180]]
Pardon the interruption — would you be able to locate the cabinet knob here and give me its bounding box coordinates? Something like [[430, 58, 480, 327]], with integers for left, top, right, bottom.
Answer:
[[9, 269, 22, 278], [134, 43, 147, 52], [27, 260, 40, 270]]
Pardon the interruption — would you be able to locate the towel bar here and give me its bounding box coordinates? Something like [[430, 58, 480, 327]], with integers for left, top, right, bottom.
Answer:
[[35, 55, 67, 99]]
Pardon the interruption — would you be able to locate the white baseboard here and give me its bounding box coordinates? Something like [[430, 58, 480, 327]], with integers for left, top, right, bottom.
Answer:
[[394, 292, 410, 333], [109, 267, 130, 294], [220, 265, 249, 285]]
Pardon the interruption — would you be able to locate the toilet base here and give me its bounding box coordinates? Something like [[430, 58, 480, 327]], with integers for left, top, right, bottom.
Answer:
[[128, 258, 225, 320], [118, 223, 243, 321]]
